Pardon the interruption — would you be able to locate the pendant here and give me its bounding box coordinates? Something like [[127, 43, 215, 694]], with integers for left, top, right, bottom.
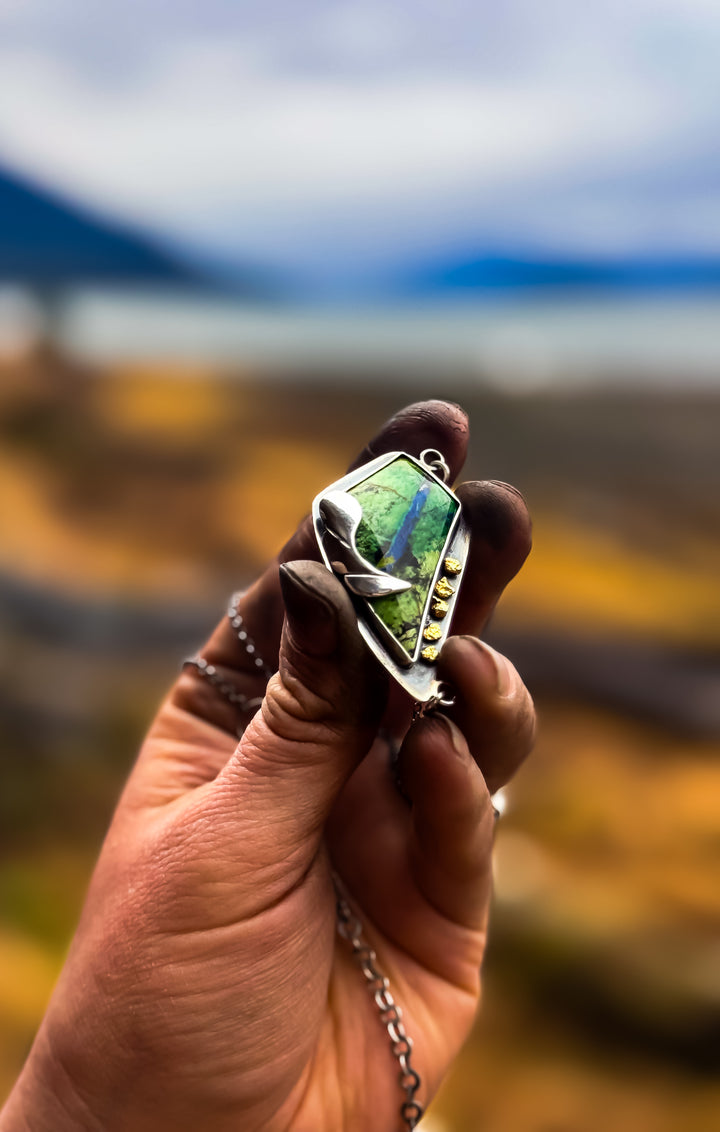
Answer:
[[313, 448, 468, 705]]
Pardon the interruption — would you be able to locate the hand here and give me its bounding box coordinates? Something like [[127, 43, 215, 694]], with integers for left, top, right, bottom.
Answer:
[[1, 401, 535, 1132]]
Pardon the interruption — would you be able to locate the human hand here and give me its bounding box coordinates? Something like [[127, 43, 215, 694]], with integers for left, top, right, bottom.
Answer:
[[1, 401, 534, 1132]]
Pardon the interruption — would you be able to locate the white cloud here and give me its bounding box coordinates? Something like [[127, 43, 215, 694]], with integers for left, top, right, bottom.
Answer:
[[0, 0, 718, 275], [0, 48, 687, 214]]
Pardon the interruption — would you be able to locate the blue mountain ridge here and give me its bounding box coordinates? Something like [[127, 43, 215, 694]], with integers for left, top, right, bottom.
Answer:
[[0, 163, 207, 285], [0, 163, 276, 297], [4, 160, 720, 299], [400, 251, 720, 297]]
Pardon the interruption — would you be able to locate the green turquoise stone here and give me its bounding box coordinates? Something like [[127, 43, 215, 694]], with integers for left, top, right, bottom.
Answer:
[[349, 456, 458, 654]]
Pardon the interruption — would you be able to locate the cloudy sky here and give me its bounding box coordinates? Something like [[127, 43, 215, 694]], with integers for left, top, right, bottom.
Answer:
[[0, 0, 719, 286]]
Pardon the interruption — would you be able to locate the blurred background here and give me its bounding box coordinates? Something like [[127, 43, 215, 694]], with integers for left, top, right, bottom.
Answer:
[[0, 3, 719, 1130]]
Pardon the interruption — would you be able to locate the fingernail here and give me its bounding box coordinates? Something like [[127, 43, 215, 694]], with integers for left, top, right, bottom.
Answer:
[[431, 713, 468, 759], [279, 563, 339, 657], [459, 637, 514, 698], [488, 480, 527, 505]]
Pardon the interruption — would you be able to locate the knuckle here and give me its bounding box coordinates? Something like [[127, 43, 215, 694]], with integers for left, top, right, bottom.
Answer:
[[261, 669, 340, 745]]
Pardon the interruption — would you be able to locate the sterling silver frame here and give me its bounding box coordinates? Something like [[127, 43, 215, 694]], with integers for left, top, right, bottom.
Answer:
[[312, 450, 469, 703]]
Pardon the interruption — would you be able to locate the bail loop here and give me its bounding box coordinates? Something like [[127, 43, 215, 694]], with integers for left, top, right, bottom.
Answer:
[[419, 448, 451, 483]]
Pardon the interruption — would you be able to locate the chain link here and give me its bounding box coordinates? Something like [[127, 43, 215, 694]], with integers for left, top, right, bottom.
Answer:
[[224, 591, 275, 682], [183, 592, 274, 732], [335, 883, 424, 1131], [184, 593, 424, 1129], [182, 655, 265, 716]]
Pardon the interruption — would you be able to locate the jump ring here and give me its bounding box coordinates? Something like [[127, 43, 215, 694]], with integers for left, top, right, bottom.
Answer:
[[419, 447, 450, 482]]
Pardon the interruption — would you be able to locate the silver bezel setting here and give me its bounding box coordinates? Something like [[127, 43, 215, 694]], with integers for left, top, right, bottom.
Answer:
[[312, 450, 469, 703]]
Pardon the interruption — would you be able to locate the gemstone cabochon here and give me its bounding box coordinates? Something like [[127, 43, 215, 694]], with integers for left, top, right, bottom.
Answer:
[[349, 456, 459, 655]]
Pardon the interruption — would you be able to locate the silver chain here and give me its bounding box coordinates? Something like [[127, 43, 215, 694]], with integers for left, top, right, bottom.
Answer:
[[182, 655, 265, 715], [223, 592, 275, 682], [183, 593, 274, 730], [335, 883, 424, 1130], [183, 592, 425, 1130]]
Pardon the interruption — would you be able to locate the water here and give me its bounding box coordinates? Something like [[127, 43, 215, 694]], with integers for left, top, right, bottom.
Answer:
[[24, 290, 720, 388]]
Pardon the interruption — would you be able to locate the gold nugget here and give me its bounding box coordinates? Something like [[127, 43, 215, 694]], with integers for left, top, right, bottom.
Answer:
[[434, 577, 455, 599], [444, 556, 462, 575], [420, 645, 440, 663], [430, 599, 449, 619], [422, 623, 442, 642]]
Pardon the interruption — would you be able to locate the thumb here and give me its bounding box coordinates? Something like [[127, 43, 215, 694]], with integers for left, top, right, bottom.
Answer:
[[215, 560, 386, 860]]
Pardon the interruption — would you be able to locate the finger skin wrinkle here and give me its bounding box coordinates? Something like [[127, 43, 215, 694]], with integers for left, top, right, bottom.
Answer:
[[272, 667, 340, 726], [399, 400, 468, 438], [241, 721, 345, 780], [260, 686, 344, 750]]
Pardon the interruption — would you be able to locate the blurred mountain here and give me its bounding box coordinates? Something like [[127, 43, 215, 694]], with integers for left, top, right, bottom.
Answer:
[[6, 156, 720, 304], [400, 251, 720, 298], [0, 164, 273, 295]]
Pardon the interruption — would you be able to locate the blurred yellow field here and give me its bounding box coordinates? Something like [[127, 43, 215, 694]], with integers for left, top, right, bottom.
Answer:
[[2, 361, 718, 647], [1, 355, 718, 1129]]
